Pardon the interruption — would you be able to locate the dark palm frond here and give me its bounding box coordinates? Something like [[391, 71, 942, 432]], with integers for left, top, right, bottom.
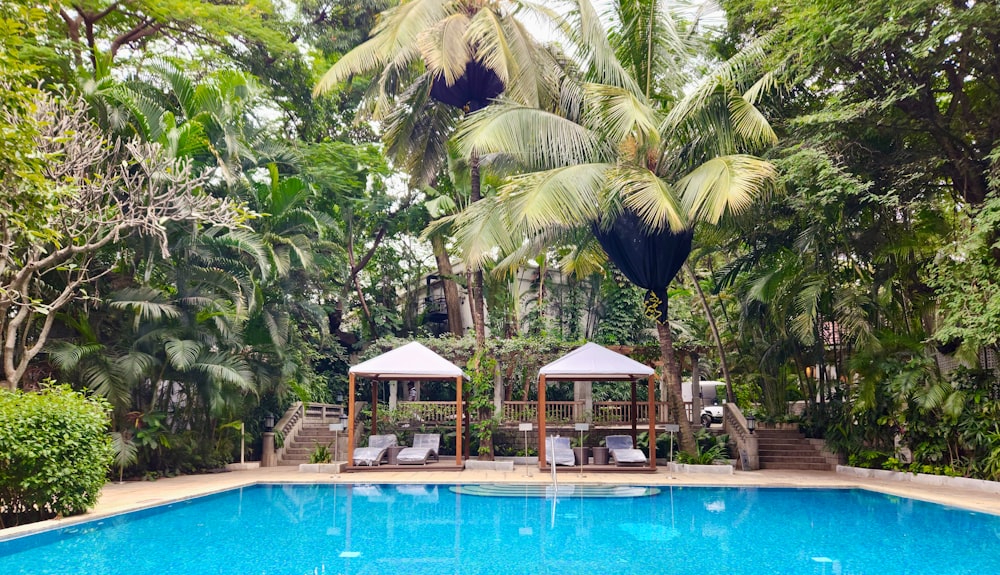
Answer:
[[192, 353, 256, 393], [109, 287, 181, 323]]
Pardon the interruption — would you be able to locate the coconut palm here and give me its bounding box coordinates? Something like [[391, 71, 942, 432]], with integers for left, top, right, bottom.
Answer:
[[313, 0, 563, 345], [452, 0, 779, 452]]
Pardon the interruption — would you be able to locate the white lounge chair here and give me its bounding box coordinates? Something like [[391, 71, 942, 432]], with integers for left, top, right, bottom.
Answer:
[[545, 436, 575, 466], [396, 433, 440, 465], [605, 435, 648, 466], [353, 434, 397, 466]]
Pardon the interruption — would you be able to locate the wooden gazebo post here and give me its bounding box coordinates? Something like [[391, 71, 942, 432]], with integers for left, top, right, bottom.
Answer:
[[648, 373, 656, 470], [537, 374, 547, 468], [347, 372, 356, 467], [455, 375, 463, 466]]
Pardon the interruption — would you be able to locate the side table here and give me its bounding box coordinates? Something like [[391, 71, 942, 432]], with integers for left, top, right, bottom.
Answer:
[[386, 445, 405, 465]]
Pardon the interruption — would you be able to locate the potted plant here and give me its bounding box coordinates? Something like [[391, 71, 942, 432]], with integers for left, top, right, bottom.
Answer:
[[592, 438, 610, 465], [571, 434, 590, 465]]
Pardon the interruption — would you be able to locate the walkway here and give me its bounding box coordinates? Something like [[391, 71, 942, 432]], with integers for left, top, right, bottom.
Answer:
[[4, 466, 999, 540]]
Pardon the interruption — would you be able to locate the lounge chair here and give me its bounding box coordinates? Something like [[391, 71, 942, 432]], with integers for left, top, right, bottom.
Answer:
[[396, 433, 440, 465], [605, 435, 648, 466], [545, 436, 575, 466], [353, 434, 397, 466]]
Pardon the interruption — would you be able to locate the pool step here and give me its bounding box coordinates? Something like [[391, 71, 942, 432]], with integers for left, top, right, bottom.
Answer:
[[451, 484, 661, 498]]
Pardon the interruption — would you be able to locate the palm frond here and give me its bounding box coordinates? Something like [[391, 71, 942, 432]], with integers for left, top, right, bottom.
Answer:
[[116, 351, 159, 383], [582, 82, 659, 146], [48, 342, 104, 372], [451, 196, 520, 269], [111, 431, 138, 475], [315, 0, 449, 96], [661, 33, 771, 133], [166, 339, 202, 371], [677, 155, 776, 224], [418, 13, 471, 85], [567, 0, 643, 93], [456, 102, 606, 170], [193, 353, 255, 392], [608, 165, 686, 232], [81, 362, 129, 409], [728, 91, 778, 148], [109, 287, 180, 323], [500, 163, 610, 231], [791, 275, 824, 343]]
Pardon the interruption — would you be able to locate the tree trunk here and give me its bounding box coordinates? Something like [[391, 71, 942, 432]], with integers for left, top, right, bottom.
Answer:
[[686, 263, 735, 403], [468, 150, 486, 347], [430, 234, 464, 336], [656, 321, 696, 453]]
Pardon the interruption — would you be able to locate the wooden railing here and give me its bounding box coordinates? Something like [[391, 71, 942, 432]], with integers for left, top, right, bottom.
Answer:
[[377, 401, 458, 424], [503, 401, 584, 422], [365, 400, 690, 427]]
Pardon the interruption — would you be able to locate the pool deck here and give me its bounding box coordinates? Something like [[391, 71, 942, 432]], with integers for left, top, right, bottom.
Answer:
[[4, 465, 999, 540]]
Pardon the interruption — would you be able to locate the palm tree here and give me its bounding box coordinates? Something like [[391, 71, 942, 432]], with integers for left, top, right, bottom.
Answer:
[[313, 0, 561, 346], [452, 0, 778, 452]]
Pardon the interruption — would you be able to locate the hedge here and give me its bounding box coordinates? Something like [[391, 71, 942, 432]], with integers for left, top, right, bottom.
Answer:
[[0, 385, 113, 528]]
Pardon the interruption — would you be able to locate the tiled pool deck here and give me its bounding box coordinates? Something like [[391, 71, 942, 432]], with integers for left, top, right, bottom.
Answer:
[[4, 466, 999, 539]]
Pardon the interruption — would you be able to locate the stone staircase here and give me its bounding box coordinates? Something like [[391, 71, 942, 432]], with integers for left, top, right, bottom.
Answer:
[[278, 424, 343, 466], [756, 429, 838, 471], [275, 403, 349, 466]]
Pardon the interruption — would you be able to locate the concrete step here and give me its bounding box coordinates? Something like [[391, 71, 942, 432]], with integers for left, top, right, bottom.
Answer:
[[283, 447, 322, 456], [289, 436, 339, 445], [754, 429, 804, 436], [759, 449, 820, 457], [759, 461, 833, 471], [297, 428, 340, 436], [757, 437, 811, 445], [759, 454, 829, 463]]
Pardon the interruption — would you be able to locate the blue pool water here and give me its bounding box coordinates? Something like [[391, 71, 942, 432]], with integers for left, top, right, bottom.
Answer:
[[2, 484, 999, 575]]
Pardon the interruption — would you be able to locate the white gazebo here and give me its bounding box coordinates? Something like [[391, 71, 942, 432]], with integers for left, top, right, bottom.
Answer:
[[537, 342, 657, 469], [348, 341, 466, 468]]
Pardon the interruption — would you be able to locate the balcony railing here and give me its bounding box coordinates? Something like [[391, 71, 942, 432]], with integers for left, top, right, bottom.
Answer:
[[422, 296, 448, 322]]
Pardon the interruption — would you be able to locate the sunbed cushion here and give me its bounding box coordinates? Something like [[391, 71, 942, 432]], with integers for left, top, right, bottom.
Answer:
[[396, 434, 440, 465], [546, 436, 575, 466], [353, 434, 397, 466], [605, 434, 648, 465]]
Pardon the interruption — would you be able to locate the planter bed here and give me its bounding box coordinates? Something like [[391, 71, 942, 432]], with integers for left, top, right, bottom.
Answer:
[[836, 465, 1000, 494]]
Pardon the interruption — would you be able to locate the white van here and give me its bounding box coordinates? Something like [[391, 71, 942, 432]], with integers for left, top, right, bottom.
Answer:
[[682, 380, 726, 427]]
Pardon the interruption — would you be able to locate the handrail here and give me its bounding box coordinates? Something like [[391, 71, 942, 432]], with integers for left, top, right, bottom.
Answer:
[[723, 403, 758, 471], [274, 401, 304, 463]]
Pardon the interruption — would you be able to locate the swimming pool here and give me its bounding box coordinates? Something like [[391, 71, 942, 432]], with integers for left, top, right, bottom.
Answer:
[[2, 484, 998, 574]]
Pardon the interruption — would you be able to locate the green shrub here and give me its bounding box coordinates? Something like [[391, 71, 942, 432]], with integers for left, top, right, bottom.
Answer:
[[0, 385, 113, 527], [309, 442, 332, 464]]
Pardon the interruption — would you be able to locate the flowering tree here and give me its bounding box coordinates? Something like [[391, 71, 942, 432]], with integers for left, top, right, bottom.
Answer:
[[0, 93, 247, 390]]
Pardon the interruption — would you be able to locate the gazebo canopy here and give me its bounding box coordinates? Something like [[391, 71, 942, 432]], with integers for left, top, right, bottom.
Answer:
[[346, 341, 466, 469], [349, 341, 465, 379], [538, 342, 655, 381]]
